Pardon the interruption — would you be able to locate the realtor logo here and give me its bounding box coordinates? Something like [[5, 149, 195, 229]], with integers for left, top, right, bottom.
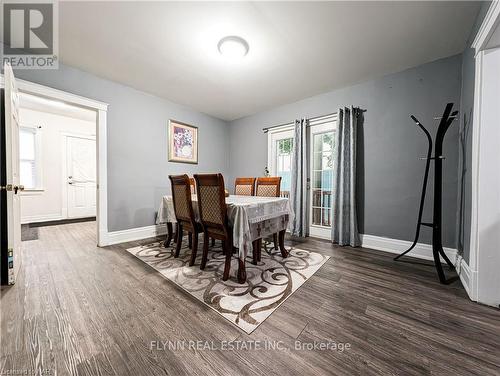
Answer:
[[2, 1, 59, 69]]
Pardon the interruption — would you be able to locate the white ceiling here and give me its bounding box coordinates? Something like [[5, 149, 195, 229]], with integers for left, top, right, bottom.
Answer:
[[57, 1, 480, 121]]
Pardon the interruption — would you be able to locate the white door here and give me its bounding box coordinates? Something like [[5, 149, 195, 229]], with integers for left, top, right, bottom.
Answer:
[[3, 63, 22, 285], [309, 121, 336, 239], [66, 135, 96, 218], [268, 127, 294, 197]]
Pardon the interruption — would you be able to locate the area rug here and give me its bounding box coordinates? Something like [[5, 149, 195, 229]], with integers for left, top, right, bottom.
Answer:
[[21, 224, 39, 241], [126, 240, 330, 333]]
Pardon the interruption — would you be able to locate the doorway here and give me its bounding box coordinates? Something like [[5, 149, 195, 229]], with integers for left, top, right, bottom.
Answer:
[[266, 114, 337, 240], [1, 65, 108, 285], [19, 93, 97, 227]]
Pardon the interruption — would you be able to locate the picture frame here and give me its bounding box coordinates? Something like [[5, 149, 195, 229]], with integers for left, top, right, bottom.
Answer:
[[168, 119, 198, 164]]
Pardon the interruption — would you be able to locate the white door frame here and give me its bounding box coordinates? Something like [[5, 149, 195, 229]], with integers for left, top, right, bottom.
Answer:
[[468, 1, 500, 303], [308, 116, 337, 239], [1, 76, 109, 246]]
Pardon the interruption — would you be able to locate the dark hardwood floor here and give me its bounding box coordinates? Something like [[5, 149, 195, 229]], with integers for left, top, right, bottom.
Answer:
[[1, 222, 499, 375]]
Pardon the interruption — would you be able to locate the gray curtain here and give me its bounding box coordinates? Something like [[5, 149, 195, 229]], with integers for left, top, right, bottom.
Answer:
[[290, 118, 308, 237], [332, 107, 360, 247]]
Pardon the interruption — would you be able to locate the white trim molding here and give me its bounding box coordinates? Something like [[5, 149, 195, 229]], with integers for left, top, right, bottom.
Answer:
[[455, 257, 478, 301], [469, 4, 500, 307], [105, 225, 167, 246], [21, 213, 64, 224], [360, 234, 458, 265], [469, 50, 483, 276], [0, 76, 108, 111], [472, 1, 500, 53]]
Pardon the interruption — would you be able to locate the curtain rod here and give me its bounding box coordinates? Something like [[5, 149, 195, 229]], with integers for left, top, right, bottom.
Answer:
[[262, 108, 365, 133]]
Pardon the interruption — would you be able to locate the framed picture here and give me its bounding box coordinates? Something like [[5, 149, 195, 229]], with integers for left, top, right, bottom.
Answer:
[[168, 120, 198, 164]]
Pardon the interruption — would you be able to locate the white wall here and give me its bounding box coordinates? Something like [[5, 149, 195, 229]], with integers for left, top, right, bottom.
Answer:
[[19, 108, 96, 223]]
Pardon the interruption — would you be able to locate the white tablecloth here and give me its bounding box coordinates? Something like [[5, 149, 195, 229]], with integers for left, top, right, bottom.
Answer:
[[156, 195, 294, 260]]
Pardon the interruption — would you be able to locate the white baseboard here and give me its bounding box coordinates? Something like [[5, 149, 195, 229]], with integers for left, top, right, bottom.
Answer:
[[104, 224, 167, 246], [360, 234, 458, 265], [21, 213, 65, 224], [359, 234, 482, 300], [456, 258, 478, 302]]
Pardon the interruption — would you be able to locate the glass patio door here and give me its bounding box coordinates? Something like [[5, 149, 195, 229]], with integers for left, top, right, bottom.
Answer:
[[309, 121, 335, 239], [268, 127, 294, 197]]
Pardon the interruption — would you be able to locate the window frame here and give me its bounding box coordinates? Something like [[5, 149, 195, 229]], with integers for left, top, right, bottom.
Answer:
[[19, 124, 43, 192]]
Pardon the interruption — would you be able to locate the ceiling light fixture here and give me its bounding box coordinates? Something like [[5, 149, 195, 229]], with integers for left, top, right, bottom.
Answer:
[[217, 36, 249, 59]]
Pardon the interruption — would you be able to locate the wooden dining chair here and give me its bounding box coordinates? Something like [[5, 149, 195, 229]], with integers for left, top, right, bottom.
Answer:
[[234, 177, 256, 196], [255, 176, 282, 255], [255, 177, 282, 197], [194, 173, 233, 281], [169, 174, 202, 266]]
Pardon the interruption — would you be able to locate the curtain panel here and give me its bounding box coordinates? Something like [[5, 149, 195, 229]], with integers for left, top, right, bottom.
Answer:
[[290, 118, 308, 237], [332, 107, 361, 247]]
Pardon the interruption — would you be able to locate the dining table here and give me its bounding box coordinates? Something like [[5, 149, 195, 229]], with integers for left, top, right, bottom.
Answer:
[[156, 194, 294, 283]]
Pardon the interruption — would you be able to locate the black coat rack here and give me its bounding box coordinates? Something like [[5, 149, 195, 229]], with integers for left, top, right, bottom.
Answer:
[[394, 103, 458, 284]]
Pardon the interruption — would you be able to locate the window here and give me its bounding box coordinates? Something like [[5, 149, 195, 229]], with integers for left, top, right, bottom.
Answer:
[[19, 126, 42, 190], [268, 126, 294, 197]]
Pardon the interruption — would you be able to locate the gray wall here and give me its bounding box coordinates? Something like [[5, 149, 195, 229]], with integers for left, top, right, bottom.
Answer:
[[228, 55, 463, 248], [11, 63, 230, 232], [458, 2, 491, 263]]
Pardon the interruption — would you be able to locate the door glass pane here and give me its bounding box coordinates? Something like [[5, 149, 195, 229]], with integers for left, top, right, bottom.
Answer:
[[313, 152, 322, 170], [322, 152, 333, 170], [311, 131, 335, 227], [322, 209, 332, 227], [20, 160, 35, 189], [322, 133, 333, 151], [313, 134, 323, 152], [312, 171, 322, 189], [312, 189, 322, 207], [312, 208, 321, 226], [321, 185, 332, 207], [275, 137, 293, 196], [20, 129, 35, 160]]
